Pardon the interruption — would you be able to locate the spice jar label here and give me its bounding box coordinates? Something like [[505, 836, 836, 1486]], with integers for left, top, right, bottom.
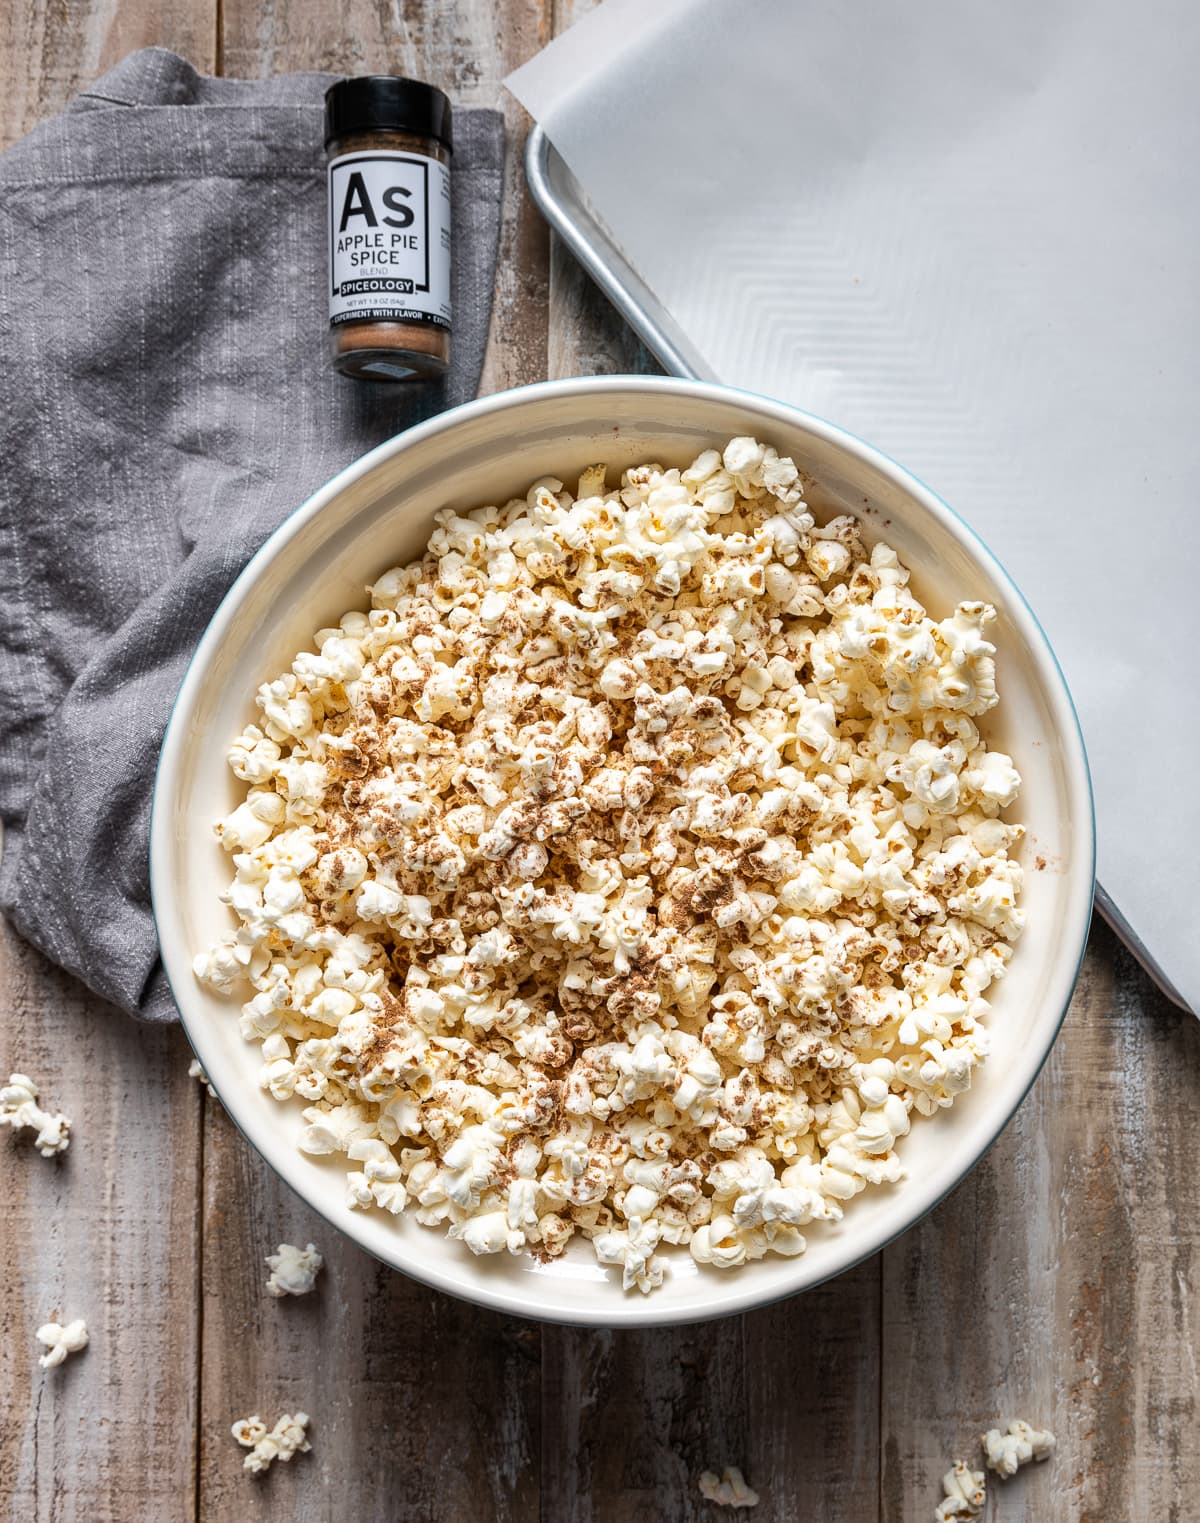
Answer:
[[328, 150, 451, 329]]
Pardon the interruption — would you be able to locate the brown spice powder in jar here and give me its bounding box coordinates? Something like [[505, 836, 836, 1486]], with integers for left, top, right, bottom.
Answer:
[[324, 77, 453, 382]]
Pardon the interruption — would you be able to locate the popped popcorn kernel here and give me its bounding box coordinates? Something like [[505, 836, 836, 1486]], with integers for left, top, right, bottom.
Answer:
[[188, 1058, 217, 1097], [36, 1317, 88, 1369], [699, 1466, 760, 1508], [935, 1460, 987, 1519], [983, 1418, 1056, 1476], [2, 1074, 71, 1157], [196, 440, 1025, 1293], [233, 1411, 311, 1474], [264, 1241, 324, 1297]]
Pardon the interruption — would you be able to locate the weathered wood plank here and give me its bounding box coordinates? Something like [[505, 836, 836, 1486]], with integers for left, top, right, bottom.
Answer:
[[195, 1101, 540, 1523], [548, 225, 662, 382], [542, 1316, 751, 1523], [0, 7, 213, 1520], [0, 0, 215, 150], [0, 922, 201, 1523], [880, 921, 1200, 1523], [196, 6, 551, 1521], [541, 1259, 881, 1523], [739, 1261, 882, 1522]]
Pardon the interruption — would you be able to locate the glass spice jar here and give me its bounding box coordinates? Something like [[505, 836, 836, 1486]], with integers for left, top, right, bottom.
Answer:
[[324, 76, 453, 382]]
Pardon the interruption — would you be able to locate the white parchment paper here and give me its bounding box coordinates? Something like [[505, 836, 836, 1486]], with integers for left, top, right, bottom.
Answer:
[[508, 0, 1200, 1012]]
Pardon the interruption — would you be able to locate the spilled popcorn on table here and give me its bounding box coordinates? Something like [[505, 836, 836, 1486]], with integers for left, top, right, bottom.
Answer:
[[2, 1073, 71, 1157]]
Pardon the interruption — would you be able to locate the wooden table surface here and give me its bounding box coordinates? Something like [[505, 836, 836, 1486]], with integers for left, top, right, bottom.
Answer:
[[2, 3, 1197, 1520]]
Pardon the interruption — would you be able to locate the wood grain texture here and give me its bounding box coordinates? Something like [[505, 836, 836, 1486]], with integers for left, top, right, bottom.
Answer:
[[542, 1260, 881, 1523], [0, 4, 212, 1513], [881, 921, 1200, 1523], [196, 1101, 539, 1523], [0, 0, 214, 149], [548, 227, 661, 383], [0, 923, 201, 1523]]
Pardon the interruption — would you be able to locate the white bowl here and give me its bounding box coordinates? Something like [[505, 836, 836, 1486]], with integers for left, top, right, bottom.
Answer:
[[151, 376, 1094, 1327]]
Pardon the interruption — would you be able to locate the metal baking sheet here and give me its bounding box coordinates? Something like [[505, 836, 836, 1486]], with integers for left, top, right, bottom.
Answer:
[[526, 124, 713, 382], [524, 122, 1185, 1011]]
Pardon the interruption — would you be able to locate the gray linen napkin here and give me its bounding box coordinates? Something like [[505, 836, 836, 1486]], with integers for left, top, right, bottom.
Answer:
[[0, 49, 505, 1021]]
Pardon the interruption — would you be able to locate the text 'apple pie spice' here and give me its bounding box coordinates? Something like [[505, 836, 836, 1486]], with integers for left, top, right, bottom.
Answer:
[[324, 76, 452, 382]]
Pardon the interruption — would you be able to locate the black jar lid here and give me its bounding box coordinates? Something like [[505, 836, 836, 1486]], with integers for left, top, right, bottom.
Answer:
[[324, 76, 453, 152]]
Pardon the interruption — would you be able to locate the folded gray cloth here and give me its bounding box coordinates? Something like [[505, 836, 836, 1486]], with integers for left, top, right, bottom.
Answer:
[[0, 49, 505, 1020]]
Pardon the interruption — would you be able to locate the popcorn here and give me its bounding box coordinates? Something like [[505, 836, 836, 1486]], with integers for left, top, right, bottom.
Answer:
[[699, 1466, 760, 1508], [2, 1074, 71, 1157], [935, 1461, 986, 1519], [592, 1215, 666, 1294], [231, 1416, 268, 1447], [188, 1058, 217, 1097], [934, 1418, 1055, 1517], [982, 1418, 1056, 1476], [197, 440, 1025, 1292], [36, 1318, 88, 1368], [345, 1138, 408, 1213], [232, 1411, 312, 1474], [264, 1242, 324, 1297]]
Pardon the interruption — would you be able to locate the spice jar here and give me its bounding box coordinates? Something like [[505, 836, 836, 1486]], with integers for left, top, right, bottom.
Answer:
[[324, 76, 453, 382]]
